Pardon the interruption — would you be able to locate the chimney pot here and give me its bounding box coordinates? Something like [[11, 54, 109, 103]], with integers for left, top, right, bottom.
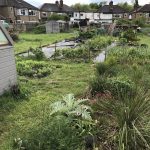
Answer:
[[55, 1, 59, 5], [59, 0, 63, 8]]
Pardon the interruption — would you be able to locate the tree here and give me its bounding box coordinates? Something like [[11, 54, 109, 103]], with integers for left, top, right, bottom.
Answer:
[[118, 2, 133, 11]]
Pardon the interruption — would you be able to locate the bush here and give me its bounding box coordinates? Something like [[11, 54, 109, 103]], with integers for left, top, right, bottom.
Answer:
[[106, 76, 135, 99], [17, 60, 53, 78], [121, 29, 138, 43], [62, 47, 88, 59], [90, 77, 107, 95], [87, 36, 112, 50], [33, 25, 46, 34], [48, 13, 69, 21], [90, 75, 135, 99], [31, 47, 45, 60], [79, 30, 96, 39], [13, 94, 93, 150]]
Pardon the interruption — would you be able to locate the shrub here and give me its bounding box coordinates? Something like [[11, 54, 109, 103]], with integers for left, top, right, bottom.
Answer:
[[90, 77, 107, 95], [106, 76, 136, 99], [13, 94, 93, 150], [33, 25, 46, 34], [31, 47, 45, 60], [121, 29, 138, 43], [79, 30, 96, 39], [48, 13, 69, 21], [87, 36, 112, 50], [17, 60, 53, 78]]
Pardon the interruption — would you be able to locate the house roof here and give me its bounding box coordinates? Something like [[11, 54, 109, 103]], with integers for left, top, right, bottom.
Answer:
[[98, 5, 128, 14], [136, 4, 150, 13], [0, 0, 38, 10], [40, 3, 74, 12]]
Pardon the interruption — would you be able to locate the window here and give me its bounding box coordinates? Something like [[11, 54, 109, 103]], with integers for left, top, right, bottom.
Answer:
[[42, 12, 47, 17], [29, 10, 36, 16], [149, 13, 150, 17], [80, 14, 83, 16], [19, 9, 28, 16], [21, 9, 26, 15], [0, 28, 9, 46]]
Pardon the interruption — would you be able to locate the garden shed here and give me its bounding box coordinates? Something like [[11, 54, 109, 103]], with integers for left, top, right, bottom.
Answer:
[[0, 22, 17, 95], [46, 20, 69, 33]]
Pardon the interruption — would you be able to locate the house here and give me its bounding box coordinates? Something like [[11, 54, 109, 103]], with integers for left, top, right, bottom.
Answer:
[[40, 0, 74, 21], [97, 1, 128, 24], [71, 11, 100, 23], [132, 4, 150, 23], [0, 0, 39, 24], [0, 22, 17, 95]]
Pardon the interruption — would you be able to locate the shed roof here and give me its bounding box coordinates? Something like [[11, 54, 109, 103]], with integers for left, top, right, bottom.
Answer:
[[0, 0, 38, 10], [40, 3, 74, 12], [98, 5, 128, 14]]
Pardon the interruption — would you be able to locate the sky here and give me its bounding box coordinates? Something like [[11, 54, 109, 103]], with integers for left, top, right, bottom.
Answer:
[[26, 0, 150, 7]]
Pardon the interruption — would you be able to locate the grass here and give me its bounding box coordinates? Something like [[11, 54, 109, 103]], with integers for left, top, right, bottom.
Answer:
[[90, 35, 150, 149], [1, 32, 150, 149], [0, 60, 94, 149], [14, 32, 76, 54], [139, 34, 150, 47]]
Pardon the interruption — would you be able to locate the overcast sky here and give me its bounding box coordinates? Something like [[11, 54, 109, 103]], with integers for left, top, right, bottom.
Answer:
[[26, 0, 150, 7]]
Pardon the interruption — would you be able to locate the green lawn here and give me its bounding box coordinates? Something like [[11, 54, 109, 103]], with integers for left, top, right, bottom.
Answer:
[[14, 33, 76, 54], [139, 35, 150, 47], [0, 60, 94, 149]]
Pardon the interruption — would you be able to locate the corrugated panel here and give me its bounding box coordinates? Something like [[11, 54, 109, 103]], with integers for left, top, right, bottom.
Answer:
[[0, 47, 17, 95]]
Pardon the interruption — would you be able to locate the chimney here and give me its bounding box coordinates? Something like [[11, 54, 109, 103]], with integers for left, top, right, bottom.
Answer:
[[55, 1, 59, 5], [55, 1, 59, 6], [59, 0, 63, 8], [109, 1, 113, 10]]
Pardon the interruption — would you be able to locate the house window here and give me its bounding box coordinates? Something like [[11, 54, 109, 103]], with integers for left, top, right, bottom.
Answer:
[[21, 9, 26, 15], [80, 14, 83, 16], [149, 13, 150, 17], [0, 28, 9, 46], [75, 13, 78, 17], [42, 12, 47, 17], [29, 10, 36, 16]]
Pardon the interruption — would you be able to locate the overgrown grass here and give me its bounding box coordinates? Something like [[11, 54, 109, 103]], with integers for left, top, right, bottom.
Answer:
[[0, 59, 94, 149], [90, 39, 150, 149], [14, 33, 76, 54]]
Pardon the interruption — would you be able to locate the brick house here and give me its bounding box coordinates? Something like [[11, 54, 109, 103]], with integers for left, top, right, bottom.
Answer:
[[132, 4, 150, 23], [0, 0, 39, 24], [97, 1, 129, 24], [40, 0, 74, 21]]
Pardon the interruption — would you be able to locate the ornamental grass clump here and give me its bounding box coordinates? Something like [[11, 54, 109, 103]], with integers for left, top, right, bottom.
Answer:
[[93, 91, 150, 150]]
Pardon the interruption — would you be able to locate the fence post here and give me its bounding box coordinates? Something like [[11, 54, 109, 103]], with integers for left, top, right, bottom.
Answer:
[[54, 41, 57, 59]]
